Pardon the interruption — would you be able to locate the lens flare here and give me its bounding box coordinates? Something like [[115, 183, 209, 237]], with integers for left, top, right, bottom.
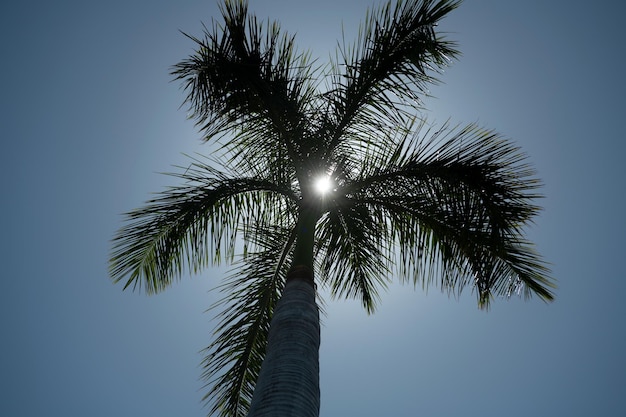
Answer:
[[314, 176, 333, 194]]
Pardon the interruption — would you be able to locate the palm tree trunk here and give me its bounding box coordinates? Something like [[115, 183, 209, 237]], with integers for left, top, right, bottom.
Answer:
[[246, 265, 320, 417]]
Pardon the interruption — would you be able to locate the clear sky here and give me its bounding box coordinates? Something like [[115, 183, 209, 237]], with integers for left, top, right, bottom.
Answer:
[[2, 1, 625, 416]]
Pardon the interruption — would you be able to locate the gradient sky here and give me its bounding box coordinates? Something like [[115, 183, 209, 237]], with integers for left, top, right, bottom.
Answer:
[[2, 1, 625, 416]]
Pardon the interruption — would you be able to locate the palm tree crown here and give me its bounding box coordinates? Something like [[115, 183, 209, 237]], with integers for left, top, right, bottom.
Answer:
[[109, 1, 555, 416]]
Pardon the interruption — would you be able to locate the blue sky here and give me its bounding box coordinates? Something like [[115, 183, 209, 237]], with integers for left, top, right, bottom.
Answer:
[[2, 1, 625, 416]]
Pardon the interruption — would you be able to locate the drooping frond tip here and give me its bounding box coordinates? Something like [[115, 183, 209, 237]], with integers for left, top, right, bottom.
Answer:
[[201, 224, 293, 416]]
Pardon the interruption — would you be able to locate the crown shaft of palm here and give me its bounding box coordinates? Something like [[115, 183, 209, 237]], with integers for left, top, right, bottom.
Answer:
[[109, 1, 554, 416]]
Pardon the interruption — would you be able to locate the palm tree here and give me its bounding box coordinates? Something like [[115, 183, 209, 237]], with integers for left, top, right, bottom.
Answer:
[[109, 1, 555, 416]]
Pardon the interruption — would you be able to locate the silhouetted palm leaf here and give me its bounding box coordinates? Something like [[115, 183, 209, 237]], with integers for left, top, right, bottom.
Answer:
[[110, 156, 297, 293], [202, 225, 295, 417]]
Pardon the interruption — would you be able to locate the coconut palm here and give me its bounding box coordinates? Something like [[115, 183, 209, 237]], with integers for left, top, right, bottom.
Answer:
[[109, 1, 555, 416]]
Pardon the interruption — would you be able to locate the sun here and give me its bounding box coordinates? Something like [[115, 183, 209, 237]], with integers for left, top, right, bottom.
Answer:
[[314, 175, 333, 194]]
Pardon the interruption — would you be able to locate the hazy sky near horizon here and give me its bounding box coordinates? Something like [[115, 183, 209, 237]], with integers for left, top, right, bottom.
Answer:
[[2, 1, 625, 416]]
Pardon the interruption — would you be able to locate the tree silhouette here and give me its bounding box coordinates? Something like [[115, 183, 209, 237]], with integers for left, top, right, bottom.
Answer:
[[109, 1, 555, 416]]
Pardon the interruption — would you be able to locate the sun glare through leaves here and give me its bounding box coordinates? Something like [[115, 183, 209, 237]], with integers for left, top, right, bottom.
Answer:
[[314, 176, 333, 194]]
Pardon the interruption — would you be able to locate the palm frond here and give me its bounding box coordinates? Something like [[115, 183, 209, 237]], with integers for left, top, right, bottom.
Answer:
[[201, 224, 295, 417], [171, 0, 317, 164], [321, 0, 461, 157], [332, 121, 554, 308], [109, 158, 297, 294], [316, 201, 392, 313]]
